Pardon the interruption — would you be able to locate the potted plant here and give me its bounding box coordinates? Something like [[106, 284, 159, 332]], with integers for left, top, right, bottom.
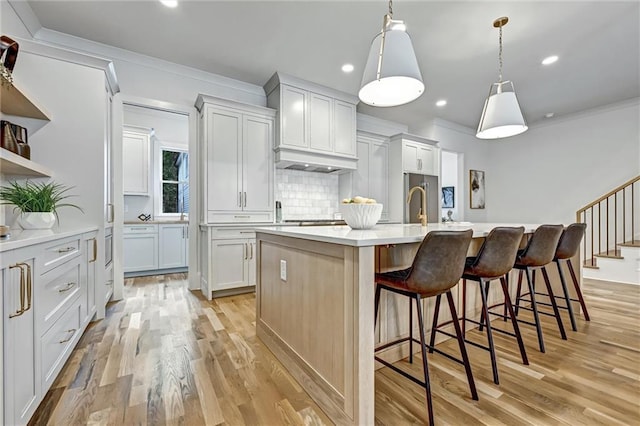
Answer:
[[0, 180, 83, 229]]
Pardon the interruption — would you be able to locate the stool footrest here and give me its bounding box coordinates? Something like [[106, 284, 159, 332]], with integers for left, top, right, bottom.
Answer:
[[465, 317, 518, 339], [375, 336, 411, 353], [516, 303, 560, 318], [374, 356, 427, 389]]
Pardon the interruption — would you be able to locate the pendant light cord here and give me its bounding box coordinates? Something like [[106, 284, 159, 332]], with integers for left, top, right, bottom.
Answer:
[[388, 0, 393, 18], [498, 24, 503, 82]]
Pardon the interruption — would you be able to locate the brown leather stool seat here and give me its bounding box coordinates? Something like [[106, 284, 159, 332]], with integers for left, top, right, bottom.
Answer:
[[430, 226, 528, 385], [374, 230, 476, 425], [513, 224, 567, 353]]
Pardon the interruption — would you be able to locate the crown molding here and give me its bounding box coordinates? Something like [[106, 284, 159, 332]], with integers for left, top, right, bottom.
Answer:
[[7, 0, 42, 38], [529, 97, 640, 130], [356, 113, 408, 136]]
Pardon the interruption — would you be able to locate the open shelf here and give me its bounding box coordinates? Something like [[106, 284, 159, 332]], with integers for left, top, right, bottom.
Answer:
[[0, 148, 52, 177], [1, 80, 50, 120]]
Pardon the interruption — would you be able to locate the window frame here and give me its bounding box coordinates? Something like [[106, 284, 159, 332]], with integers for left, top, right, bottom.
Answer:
[[155, 143, 189, 218]]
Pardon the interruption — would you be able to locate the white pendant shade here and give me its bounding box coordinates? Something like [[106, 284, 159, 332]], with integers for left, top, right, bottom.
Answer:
[[476, 81, 528, 139], [359, 28, 424, 107]]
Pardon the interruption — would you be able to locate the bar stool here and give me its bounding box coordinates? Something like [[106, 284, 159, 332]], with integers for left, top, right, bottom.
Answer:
[[524, 223, 589, 331], [374, 230, 476, 425], [513, 224, 566, 353], [430, 227, 528, 385]]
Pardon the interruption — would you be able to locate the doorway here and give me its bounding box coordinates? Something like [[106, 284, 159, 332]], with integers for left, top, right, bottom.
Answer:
[[441, 150, 464, 221]]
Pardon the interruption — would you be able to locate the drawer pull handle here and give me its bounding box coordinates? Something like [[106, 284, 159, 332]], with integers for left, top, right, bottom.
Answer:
[[106, 280, 113, 286], [90, 238, 97, 263], [58, 282, 76, 293], [57, 247, 75, 253], [58, 329, 77, 344], [8, 264, 26, 318], [234, 215, 250, 219]]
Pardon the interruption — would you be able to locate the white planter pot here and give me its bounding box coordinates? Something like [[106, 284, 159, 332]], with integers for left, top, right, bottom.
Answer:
[[18, 212, 56, 229]]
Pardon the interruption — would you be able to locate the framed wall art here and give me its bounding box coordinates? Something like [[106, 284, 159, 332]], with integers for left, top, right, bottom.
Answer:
[[441, 186, 454, 208], [469, 170, 485, 209]]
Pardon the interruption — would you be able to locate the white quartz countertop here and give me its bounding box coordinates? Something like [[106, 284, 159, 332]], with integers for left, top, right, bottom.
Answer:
[[0, 226, 99, 252], [255, 223, 544, 247]]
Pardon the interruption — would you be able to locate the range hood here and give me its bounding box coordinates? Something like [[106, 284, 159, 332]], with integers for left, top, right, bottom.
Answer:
[[274, 147, 357, 174]]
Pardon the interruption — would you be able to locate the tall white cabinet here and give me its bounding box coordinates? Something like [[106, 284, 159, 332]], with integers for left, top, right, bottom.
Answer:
[[195, 95, 275, 299]]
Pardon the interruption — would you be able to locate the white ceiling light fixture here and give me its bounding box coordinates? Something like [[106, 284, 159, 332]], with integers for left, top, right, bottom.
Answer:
[[476, 16, 528, 140], [542, 55, 559, 65], [342, 63, 355, 73], [159, 0, 178, 8], [436, 99, 447, 107], [359, 0, 424, 107]]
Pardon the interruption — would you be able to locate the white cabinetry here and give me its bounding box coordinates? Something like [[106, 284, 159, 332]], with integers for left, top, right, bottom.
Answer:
[[123, 225, 158, 272], [122, 127, 151, 196], [200, 227, 256, 299], [196, 95, 275, 224], [402, 140, 438, 175], [159, 223, 188, 269], [340, 133, 390, 221], [264, 72, 358, 170], [1, 229, 95, 426]]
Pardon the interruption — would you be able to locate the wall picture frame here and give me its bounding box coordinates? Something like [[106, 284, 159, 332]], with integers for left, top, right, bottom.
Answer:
[[470, 170, 485, 209], [441, 186, 454, 208]]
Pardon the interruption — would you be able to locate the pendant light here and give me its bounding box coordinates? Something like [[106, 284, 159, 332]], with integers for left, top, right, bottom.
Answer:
[[359, 0, 424, 107], [476, 17, 528, 139]]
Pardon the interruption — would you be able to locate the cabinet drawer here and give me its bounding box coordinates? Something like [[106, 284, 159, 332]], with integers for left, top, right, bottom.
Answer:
[[207, 211, 273, 224], [212, 228, 256, 240], [39, 237, 81, 274], [41, 302, 81, 390], [39, 259, 82, 333], [124, 225, 158, 234]]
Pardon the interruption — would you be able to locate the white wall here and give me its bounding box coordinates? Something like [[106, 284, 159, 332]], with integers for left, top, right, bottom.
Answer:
[[487, 99, 640, 224]]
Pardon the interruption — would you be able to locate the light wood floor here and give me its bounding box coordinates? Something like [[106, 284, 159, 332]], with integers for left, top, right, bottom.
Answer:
[[30, 275, 640, 425]]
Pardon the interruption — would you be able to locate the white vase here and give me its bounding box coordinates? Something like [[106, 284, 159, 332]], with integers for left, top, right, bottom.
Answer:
[[18, 212, 56, 230]]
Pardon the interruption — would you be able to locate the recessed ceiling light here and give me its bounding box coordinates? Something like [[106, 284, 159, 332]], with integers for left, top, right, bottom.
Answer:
[[160, 0, 178, 8], [304, 164, 309, 167], [435, 99, 447, 107], [541, 55, 559, 65], [341, 64, 354, 73], [327, 166, 332, 170], [545, 112, 555, 118]]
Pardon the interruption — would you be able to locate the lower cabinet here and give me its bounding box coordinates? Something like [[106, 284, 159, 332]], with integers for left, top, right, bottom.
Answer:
[[201, 227, 256, 298], [124, 223, 188, 274], [1, 229, 97, 426]]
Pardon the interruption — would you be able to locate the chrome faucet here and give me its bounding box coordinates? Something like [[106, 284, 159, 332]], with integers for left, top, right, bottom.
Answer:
[[407, 185, 428, 227]]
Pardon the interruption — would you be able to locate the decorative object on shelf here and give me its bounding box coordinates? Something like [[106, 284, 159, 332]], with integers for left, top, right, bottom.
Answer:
[[137, 213, 152, 221], [359, 0, 423, 107], [476, 16, 528, 139], [0, 180, 83, 229], [0, 119, 19, 154], [340, 197, 383, 229], [0, 224, 9, 238], [11, 123, 29, 159], [442, 186, 455, 208], [469, 170, 485, 209], [0, 35, 19, 86]]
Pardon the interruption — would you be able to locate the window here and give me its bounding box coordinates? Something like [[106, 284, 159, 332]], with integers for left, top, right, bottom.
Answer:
[[161, 148, 189, 215]]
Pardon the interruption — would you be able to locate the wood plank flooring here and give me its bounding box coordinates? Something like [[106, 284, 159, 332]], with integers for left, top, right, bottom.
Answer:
[[30, 275, 639, 425]]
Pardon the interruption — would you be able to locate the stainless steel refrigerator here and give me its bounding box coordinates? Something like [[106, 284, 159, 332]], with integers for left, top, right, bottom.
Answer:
[[404, 173, 440, 224]]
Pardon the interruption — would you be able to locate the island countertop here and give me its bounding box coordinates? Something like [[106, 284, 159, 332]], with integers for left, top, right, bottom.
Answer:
[[255, 222, 544, 247]]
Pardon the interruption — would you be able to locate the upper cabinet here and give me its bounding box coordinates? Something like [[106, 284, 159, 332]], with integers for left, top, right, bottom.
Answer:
[[195, 95, 276, 224], [122, 126, 151, 196], [391, 133, 441, 177], [264, 72, 358, 171]]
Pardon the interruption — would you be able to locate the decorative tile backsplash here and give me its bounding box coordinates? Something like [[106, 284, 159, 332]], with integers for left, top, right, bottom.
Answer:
[[275, 169, 340, 220]]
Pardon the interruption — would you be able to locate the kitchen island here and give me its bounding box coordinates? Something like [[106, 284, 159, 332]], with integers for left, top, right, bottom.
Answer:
[[254, 223, 580, 425]]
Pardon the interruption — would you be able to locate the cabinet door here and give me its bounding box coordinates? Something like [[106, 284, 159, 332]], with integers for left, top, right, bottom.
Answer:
[[3, 259, 38, 426], [354, 140, 370, 197], [402, 142, 420, 174], [333, 100, 356, 156], [280, 85, 308, 148], [123, 130, 150, 195], [123, 234, 158, 272], [370, 141, 389, 221], [418, 145, 436, 175], [105, 86, 114, 224], [159, 224, 187, 268], [243, 116, 273, 212], [207, 108, 242, 212], [308, 92, 332, 152], [211, 239, 250, 290]]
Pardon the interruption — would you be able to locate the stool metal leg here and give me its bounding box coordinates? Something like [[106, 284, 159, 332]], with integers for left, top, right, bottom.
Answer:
[[566, 259, 590, 321], [525, 267, 546, 353], [428, 294, 442, 353], [477, 278, 499, 384], [446, 291, 478, 401], [556, 260, 578, 331], [409, 297, 414, 363], [414, 294, 435, 425], [515, 270, 523, 317], [374, 284, 382, 327], [500, 276, 529, 365], [541, 267, 567, 340], [462, 279, 467, 338]]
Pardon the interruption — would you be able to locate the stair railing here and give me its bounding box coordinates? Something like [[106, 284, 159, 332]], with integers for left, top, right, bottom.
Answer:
[[576, 175, 639, 268]]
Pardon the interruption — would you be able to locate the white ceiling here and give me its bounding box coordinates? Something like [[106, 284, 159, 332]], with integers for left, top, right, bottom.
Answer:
[[26, 1, 640, 132]]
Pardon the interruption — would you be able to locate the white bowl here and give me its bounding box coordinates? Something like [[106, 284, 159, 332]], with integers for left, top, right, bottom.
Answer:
[[340, 203, 383, 229]]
